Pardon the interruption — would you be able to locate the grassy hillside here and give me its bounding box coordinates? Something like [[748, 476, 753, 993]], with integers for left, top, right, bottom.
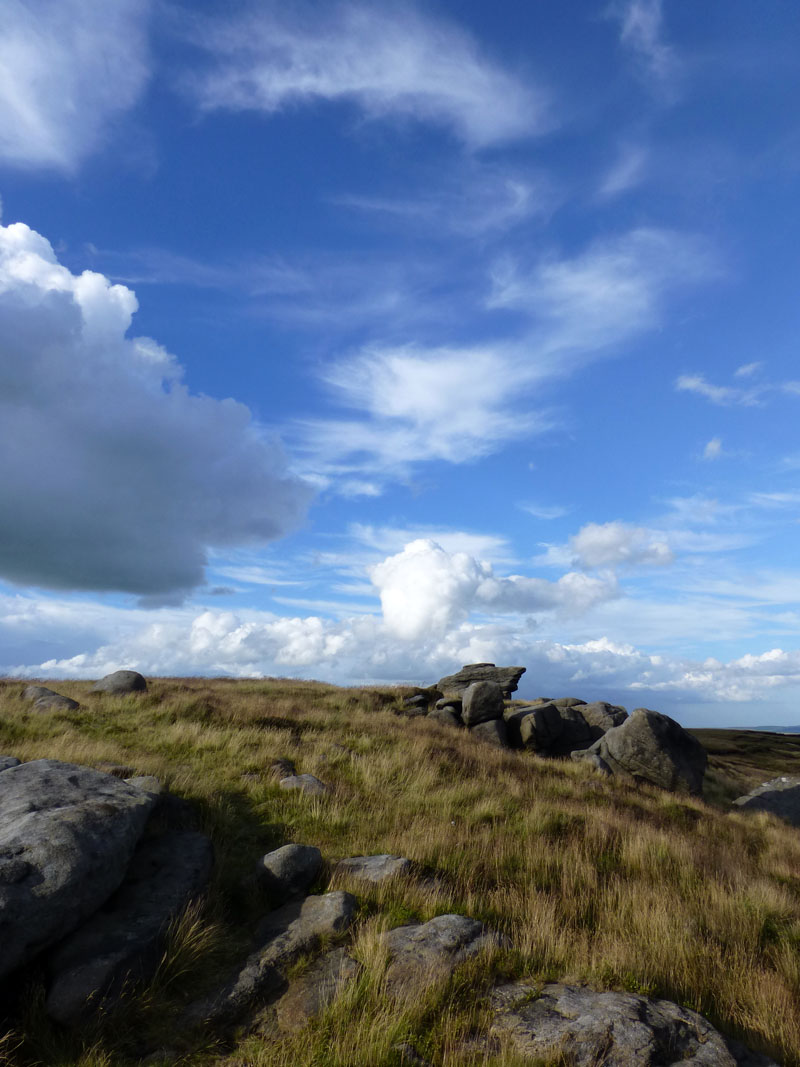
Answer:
[[0, 677, 799, 1066]]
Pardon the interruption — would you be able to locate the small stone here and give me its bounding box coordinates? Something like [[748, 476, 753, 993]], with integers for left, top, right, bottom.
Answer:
[[334, 854, 411, 884], [269, 758, 296, 780], [279, 774, 329, 796], [90, 670, 147, 695], [124, 775, 163, 796], [258, 843, 322, 901]]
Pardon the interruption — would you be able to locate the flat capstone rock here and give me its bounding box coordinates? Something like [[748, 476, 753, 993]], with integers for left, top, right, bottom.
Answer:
[[490, 982, 777, 1066], [90, 670, 148, 694], [0, 759, 156, 980], [279, 774, 329, 796], [334, 854, 412, 884]]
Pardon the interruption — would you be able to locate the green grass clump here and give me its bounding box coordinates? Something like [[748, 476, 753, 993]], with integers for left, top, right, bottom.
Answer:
[[0, 678, 799, 1065]]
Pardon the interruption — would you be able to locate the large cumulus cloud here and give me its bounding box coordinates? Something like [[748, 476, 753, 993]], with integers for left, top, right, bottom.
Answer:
[[0, 219, 312, 598]]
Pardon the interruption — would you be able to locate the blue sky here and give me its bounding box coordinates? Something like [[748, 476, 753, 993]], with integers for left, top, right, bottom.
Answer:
[[2, 0, 800, 725]]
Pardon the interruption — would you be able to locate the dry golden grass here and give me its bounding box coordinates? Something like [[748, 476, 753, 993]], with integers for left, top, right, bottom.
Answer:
[[0, 676, 798, 1066]]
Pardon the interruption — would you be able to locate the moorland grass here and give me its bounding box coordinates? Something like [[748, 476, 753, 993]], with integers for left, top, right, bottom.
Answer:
[[0, 677, 798, 1065]]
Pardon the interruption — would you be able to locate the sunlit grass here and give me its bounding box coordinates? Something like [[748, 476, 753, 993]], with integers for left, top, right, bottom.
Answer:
[[0, 677, 798, 1065]]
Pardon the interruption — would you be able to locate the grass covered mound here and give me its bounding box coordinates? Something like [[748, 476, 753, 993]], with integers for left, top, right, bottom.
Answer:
[[0, 677, 798, 1066]]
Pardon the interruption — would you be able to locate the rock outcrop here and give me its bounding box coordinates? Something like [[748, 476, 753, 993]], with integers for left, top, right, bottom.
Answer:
[[489, 982, 777, 1066], [507, 700, 627, 754], [90, 670, 148, 695], [0, 759, 156, 980], [22, 685, 80, 711], [437, 663, 526, 698], [572, 708, 707, 795], [733, 776, 800, 827], [46, 830, 213, 1024]]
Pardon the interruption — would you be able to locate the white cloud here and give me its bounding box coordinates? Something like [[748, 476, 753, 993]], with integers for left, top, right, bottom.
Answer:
[[675, 374, 764, 406], [520, 502, 570, 521], [184, 3, 548, 148], [543, 522, 674, 570], [369, 539, 618, 641], [703, 436, 723, 460], [297, 228, 715, 489], [609, 0, 680, 95], [598, 143, 648, 198], [0, 0, 152, 171], [735, 361, 763, 378], [0, 219, 311, 597]]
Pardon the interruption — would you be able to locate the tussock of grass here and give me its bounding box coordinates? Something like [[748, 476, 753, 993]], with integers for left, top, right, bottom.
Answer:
[[1, 677, 799, 1065]]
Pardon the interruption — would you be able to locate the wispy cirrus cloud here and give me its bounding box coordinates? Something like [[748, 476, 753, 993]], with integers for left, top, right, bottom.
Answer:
[[608, 0, 681, 97], [182, 2, 549, 149], [0, 0, 152, 171]]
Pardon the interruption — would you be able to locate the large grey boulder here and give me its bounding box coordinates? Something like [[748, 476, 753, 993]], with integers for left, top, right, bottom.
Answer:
[[22, 685, 80, 712], [437, 663, 526, 698], [258, 843, 322, 901], [572, 708, 707, 795], [90, 670, 147, 694], [46, 830, 213, 1024], [0, 760, 156, 980], [461, 681, 504, 726], [334, 854, 411, 884], [490, 982, 777, 1066], [383, 914, 497, 994], [733, 776, 800, 827], [275, 946, 361, 1033], [506, 700, 627, 754], [185, 891, 356, 1029]]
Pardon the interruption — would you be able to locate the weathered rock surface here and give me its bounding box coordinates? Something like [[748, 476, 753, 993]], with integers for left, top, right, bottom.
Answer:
[[275, 946, 361, 1032], [461, 681, 504, 726], [733, 776, 800, 827], [334, 854, 411, 884], [383, 914, 496, 993], [258, 844, 322, 901], [435, 696, 462, 714], [46, 830, 213, 1024], [22, 685, 80, 711], [186, 891, 356, 1028], [489, 982, 777, 1066], [90, 670, 147, 694], [0, 760, 156, 980], [506, 700, 628, 755], [437, 664, 526, 698], [0, 756, 21, 773], [124, 775, 163, 797], [279, 774, 329, 796], [572, 708, 707, 794], [427, 707, 460, 727], [469, 718, 509, 748]]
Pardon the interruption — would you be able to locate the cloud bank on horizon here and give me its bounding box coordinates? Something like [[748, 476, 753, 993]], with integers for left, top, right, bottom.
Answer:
[[1, 0, 800, 725]]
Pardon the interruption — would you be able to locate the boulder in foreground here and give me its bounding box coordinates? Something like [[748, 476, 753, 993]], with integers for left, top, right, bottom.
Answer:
[[0, 760, 155, 980], [91, 670, 147, 694], [490, 982, 777, 1066], [22, 685, 80, 711]]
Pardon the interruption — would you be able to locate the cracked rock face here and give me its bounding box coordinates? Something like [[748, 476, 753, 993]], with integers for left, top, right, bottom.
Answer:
[[490, 983, 776, 1067], [0, 760, 155, 980]]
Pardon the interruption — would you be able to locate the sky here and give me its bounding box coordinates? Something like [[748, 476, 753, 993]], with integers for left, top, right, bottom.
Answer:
[[1, 0, 800, 726]]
